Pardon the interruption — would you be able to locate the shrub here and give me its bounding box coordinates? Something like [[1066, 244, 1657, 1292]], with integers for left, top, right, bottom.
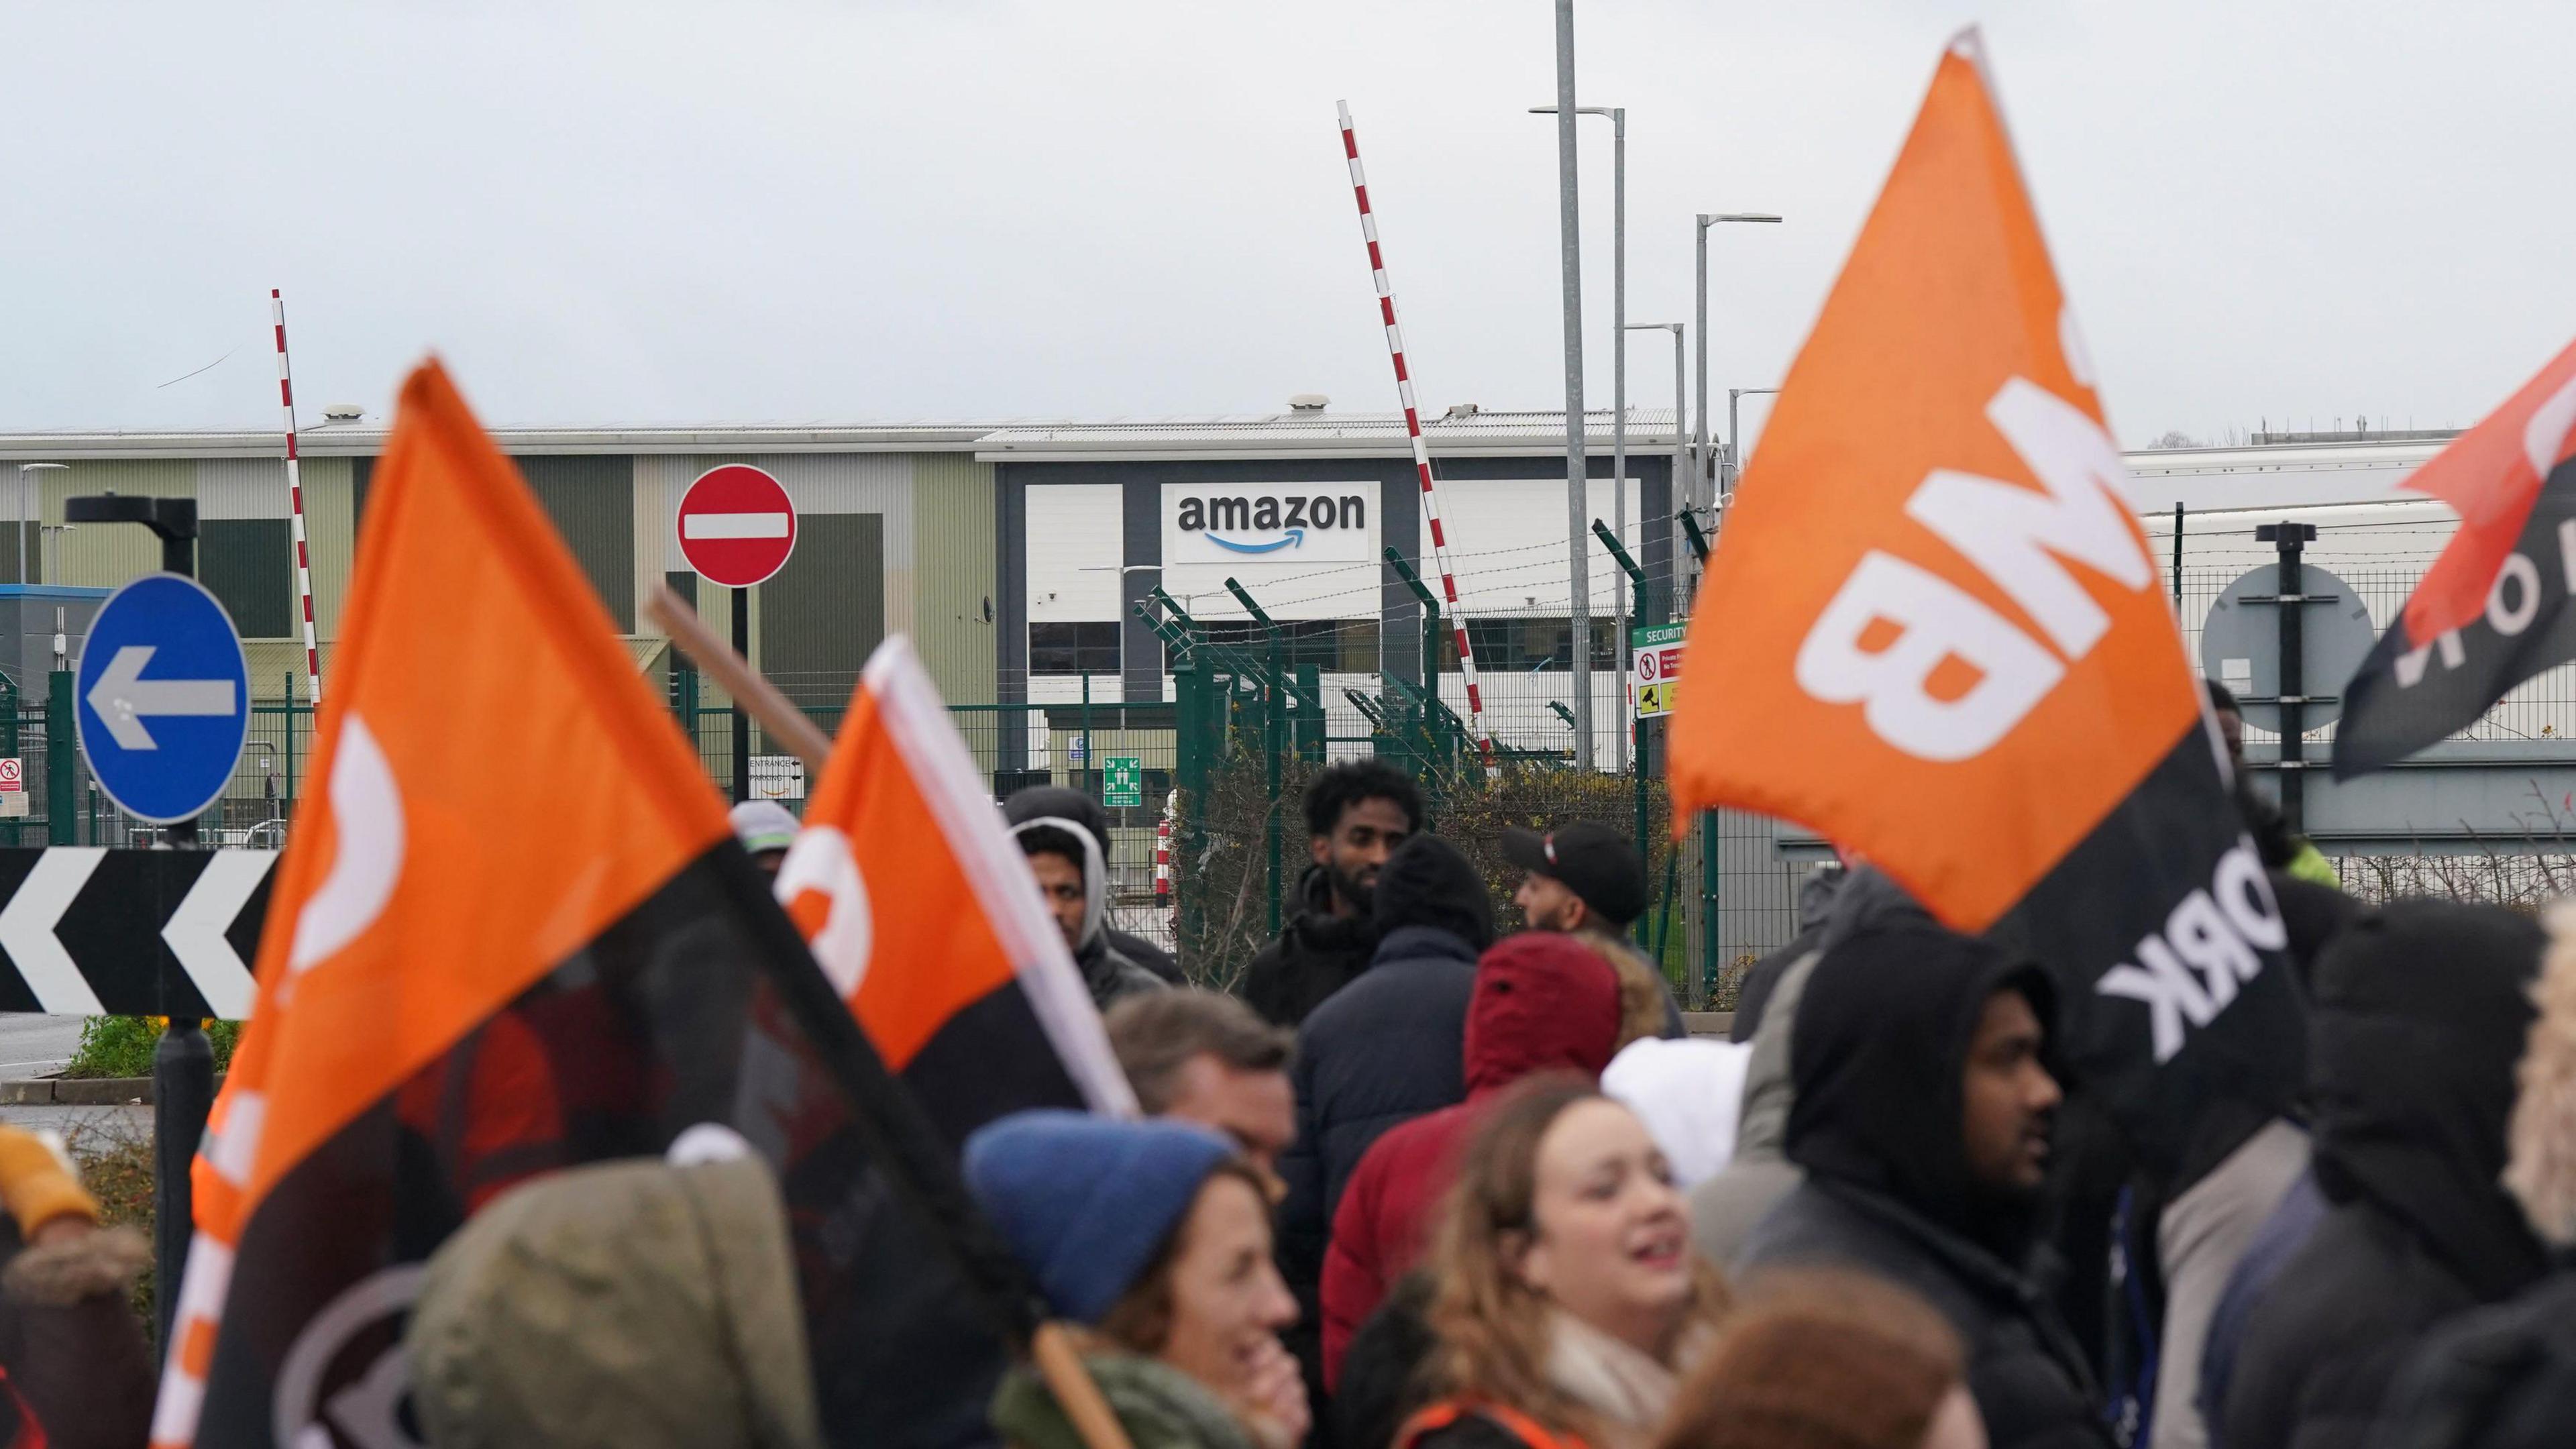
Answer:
[[64, 1016, 240, 1079]]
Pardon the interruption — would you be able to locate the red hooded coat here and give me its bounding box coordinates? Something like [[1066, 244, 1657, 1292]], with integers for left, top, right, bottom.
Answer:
[[1319, 932, 1622, 1387]]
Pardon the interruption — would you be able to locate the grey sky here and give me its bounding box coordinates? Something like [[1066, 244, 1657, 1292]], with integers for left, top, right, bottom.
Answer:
[[5, 1, 2570, 449]]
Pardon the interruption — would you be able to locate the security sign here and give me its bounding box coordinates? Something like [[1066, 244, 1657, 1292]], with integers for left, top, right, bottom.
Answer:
[[0, 759, 23, 820], [1631, 621, 1684, 718]]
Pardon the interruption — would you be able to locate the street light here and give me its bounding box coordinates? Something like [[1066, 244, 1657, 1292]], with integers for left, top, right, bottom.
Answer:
[[14, 465, 66, 586], [1535, 101, 1626, 769], [1547, 0, 1594, 771], [1725, 388, 1781, 497], [1694, 213, 1781, 511]]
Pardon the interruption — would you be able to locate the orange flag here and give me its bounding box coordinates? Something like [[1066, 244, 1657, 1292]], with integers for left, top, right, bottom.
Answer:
[[153, 362, 987, 1447], [777, 635, 1133, 1143], [1668, 34, 2298, 1167]]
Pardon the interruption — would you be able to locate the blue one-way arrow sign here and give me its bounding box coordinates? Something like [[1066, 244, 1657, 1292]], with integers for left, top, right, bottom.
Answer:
[[76, 574, 251, 824]]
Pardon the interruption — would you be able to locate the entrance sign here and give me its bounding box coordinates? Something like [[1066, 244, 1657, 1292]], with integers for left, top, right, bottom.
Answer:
[[678, 464, 798, 588], [1631, 622, 1684, 718], [750, 754, 807, 800], [76, 573, 251, 824], [1102, 755, 1144, 808]]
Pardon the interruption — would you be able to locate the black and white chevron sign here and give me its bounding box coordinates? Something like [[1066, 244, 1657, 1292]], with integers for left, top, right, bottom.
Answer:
[[0, 847, 275, 1018]]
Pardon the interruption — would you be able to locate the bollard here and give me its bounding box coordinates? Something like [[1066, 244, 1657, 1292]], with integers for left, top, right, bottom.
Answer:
[[152, 1018, 215, 1348]]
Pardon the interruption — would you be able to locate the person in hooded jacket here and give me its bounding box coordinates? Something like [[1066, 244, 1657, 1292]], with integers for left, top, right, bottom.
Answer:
[[2372, 899, 2576, 1449], [1690, 865, 1927, 1270], [1278, 833, 1495, 1445], [2219, 900, 2548, 1449], [1243, 761, 1424, 1027], [1322, 933, 1627, 1391], [1006, 785, 1185, 983], [1688, 949, 1820, 1270], [1737, 920, 2110, 1449], [1013, 814, 1169, 1010]]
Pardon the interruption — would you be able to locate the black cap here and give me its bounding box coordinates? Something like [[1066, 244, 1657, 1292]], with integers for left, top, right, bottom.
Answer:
[[1501, 821, 1648, 927]]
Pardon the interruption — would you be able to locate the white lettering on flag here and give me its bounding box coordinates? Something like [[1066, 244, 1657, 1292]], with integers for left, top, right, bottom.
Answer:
[[684, 512, 792, 541]]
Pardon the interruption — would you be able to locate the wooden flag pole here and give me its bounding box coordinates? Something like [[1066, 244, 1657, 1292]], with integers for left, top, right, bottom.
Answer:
[[1033, 1324, 1141, 1449], [652, 584, 1137, 1449], [647, 584, 833, 771]]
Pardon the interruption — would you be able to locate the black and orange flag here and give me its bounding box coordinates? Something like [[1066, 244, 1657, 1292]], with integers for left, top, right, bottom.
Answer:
[[780, 634, 1134, 1142], [1668, 33, 2300, 1167], [755, 638, 1135, 1444], [154, 362, 1030, 1448], [2334, 339, 2576, 775]]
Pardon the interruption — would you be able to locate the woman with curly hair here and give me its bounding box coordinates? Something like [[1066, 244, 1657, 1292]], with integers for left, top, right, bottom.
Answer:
[[1395, 1075, 1729, 1449]]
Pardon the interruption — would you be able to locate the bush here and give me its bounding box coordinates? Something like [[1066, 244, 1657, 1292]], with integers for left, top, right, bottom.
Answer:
[[64, 1120, 155, 1340], [64, 1016, 240, 1079]]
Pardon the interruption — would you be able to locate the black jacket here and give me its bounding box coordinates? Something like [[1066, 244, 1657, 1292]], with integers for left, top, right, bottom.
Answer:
[[1278, 837, 1492, 1444], [1739, 918, 2112, 1449], [2221, 901, 2548, 1449], [1337, 1271, 1436, 1449], [1244, 867, 1379, 1027], [2371, 1269, 2576, 1449]]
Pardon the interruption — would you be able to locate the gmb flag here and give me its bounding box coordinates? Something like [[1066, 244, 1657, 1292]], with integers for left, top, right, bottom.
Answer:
[[750, 637, 1133, 1446], [152, 362, 1008, 1449], [777, 634, 1134, 1146], [1668, 32, 2299, 1169], [2332, 339, 2576, 776]]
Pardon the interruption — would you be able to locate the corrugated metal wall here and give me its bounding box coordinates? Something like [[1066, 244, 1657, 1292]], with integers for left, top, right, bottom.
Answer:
[[761, 513, 884, 710], [911, 452, 998, 706], [517, 455, 636, 632]]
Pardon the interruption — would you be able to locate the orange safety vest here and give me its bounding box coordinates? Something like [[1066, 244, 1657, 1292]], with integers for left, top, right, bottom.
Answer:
[[1395, 1400, 1589, 1449]]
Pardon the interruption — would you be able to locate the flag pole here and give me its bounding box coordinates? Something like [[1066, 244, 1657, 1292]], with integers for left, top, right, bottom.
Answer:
[[648, 585, 832, 769], [650, 582, 1139, 1449]]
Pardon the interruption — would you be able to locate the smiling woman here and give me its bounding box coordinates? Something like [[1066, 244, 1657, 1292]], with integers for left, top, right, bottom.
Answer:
[[1398, 1077, 1729, 1449]]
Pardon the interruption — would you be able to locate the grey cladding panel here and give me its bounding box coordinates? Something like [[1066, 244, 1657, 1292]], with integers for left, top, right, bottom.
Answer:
[[201, 519, 293, 638], [516, 455, 635, 631], [761, 513, 884, 708]]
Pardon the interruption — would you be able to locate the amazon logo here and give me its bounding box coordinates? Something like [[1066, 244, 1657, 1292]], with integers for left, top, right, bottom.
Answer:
[[1174, 492, 1368, 555]]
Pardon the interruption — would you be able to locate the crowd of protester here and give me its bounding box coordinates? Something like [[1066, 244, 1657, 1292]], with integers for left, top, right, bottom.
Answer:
[[17, 707, 2576, 1448]]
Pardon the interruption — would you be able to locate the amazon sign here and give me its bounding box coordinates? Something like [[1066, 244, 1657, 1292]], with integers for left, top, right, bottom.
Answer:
[[1163, 482, 1379, 565]]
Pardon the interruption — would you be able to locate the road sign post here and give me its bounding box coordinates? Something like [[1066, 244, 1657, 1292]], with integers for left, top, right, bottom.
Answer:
[[676, 466, 798, 804], [64, 492, 235, 1354]]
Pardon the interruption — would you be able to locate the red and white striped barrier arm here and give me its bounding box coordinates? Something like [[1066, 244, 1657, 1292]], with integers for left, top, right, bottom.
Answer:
[[1338, 101, 1493, 765], [271, 289, 323, 706]]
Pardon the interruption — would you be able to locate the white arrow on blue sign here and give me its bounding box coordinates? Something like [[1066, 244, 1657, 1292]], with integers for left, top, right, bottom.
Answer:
[[76, 574, 252, 824]]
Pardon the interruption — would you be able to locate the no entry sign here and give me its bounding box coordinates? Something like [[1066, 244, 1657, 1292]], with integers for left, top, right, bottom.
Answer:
[[678, 464, 798, 588]]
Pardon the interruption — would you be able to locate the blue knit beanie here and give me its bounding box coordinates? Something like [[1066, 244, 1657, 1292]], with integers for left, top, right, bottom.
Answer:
[[963, 1110, 1236, 1325]]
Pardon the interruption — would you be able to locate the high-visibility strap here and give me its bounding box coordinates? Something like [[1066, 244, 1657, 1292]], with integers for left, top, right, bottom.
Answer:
[[1394, 1399, 1587, 1449]]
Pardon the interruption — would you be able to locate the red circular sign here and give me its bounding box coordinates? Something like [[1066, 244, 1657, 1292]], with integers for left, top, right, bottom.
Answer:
[[677, 465, 798, 588]]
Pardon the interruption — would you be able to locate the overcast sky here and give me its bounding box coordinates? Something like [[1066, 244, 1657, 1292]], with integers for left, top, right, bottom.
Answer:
[[5, 1, 2570, 449]]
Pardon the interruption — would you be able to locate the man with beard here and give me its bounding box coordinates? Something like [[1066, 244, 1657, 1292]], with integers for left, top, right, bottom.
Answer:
[[1739, 919, 2112, 1449], [1242, 759, 1422, 1026]]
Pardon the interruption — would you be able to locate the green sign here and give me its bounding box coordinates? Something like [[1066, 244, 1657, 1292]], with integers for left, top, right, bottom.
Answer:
[[1630, 621, 1686, 718], [1103, 755, 1144, 808]]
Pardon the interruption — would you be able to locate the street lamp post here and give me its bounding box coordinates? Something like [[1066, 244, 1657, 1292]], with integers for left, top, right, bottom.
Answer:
[[1693, 213, 1781, 511], [15, 465, 66, 586], [1548, 0, 1594, 771], [1725, 388, 1781, 497], [1533, 101, 1624, 767]]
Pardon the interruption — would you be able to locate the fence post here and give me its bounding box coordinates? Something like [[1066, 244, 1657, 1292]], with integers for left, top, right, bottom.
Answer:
[[1171, 655, 1208, 962], [1296, 663, 1324, 761], [282, 672, 296, 812], [1698, 810, 1720, 1006], [0, 673, 15, 848], [45, 671, 72, 847]]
